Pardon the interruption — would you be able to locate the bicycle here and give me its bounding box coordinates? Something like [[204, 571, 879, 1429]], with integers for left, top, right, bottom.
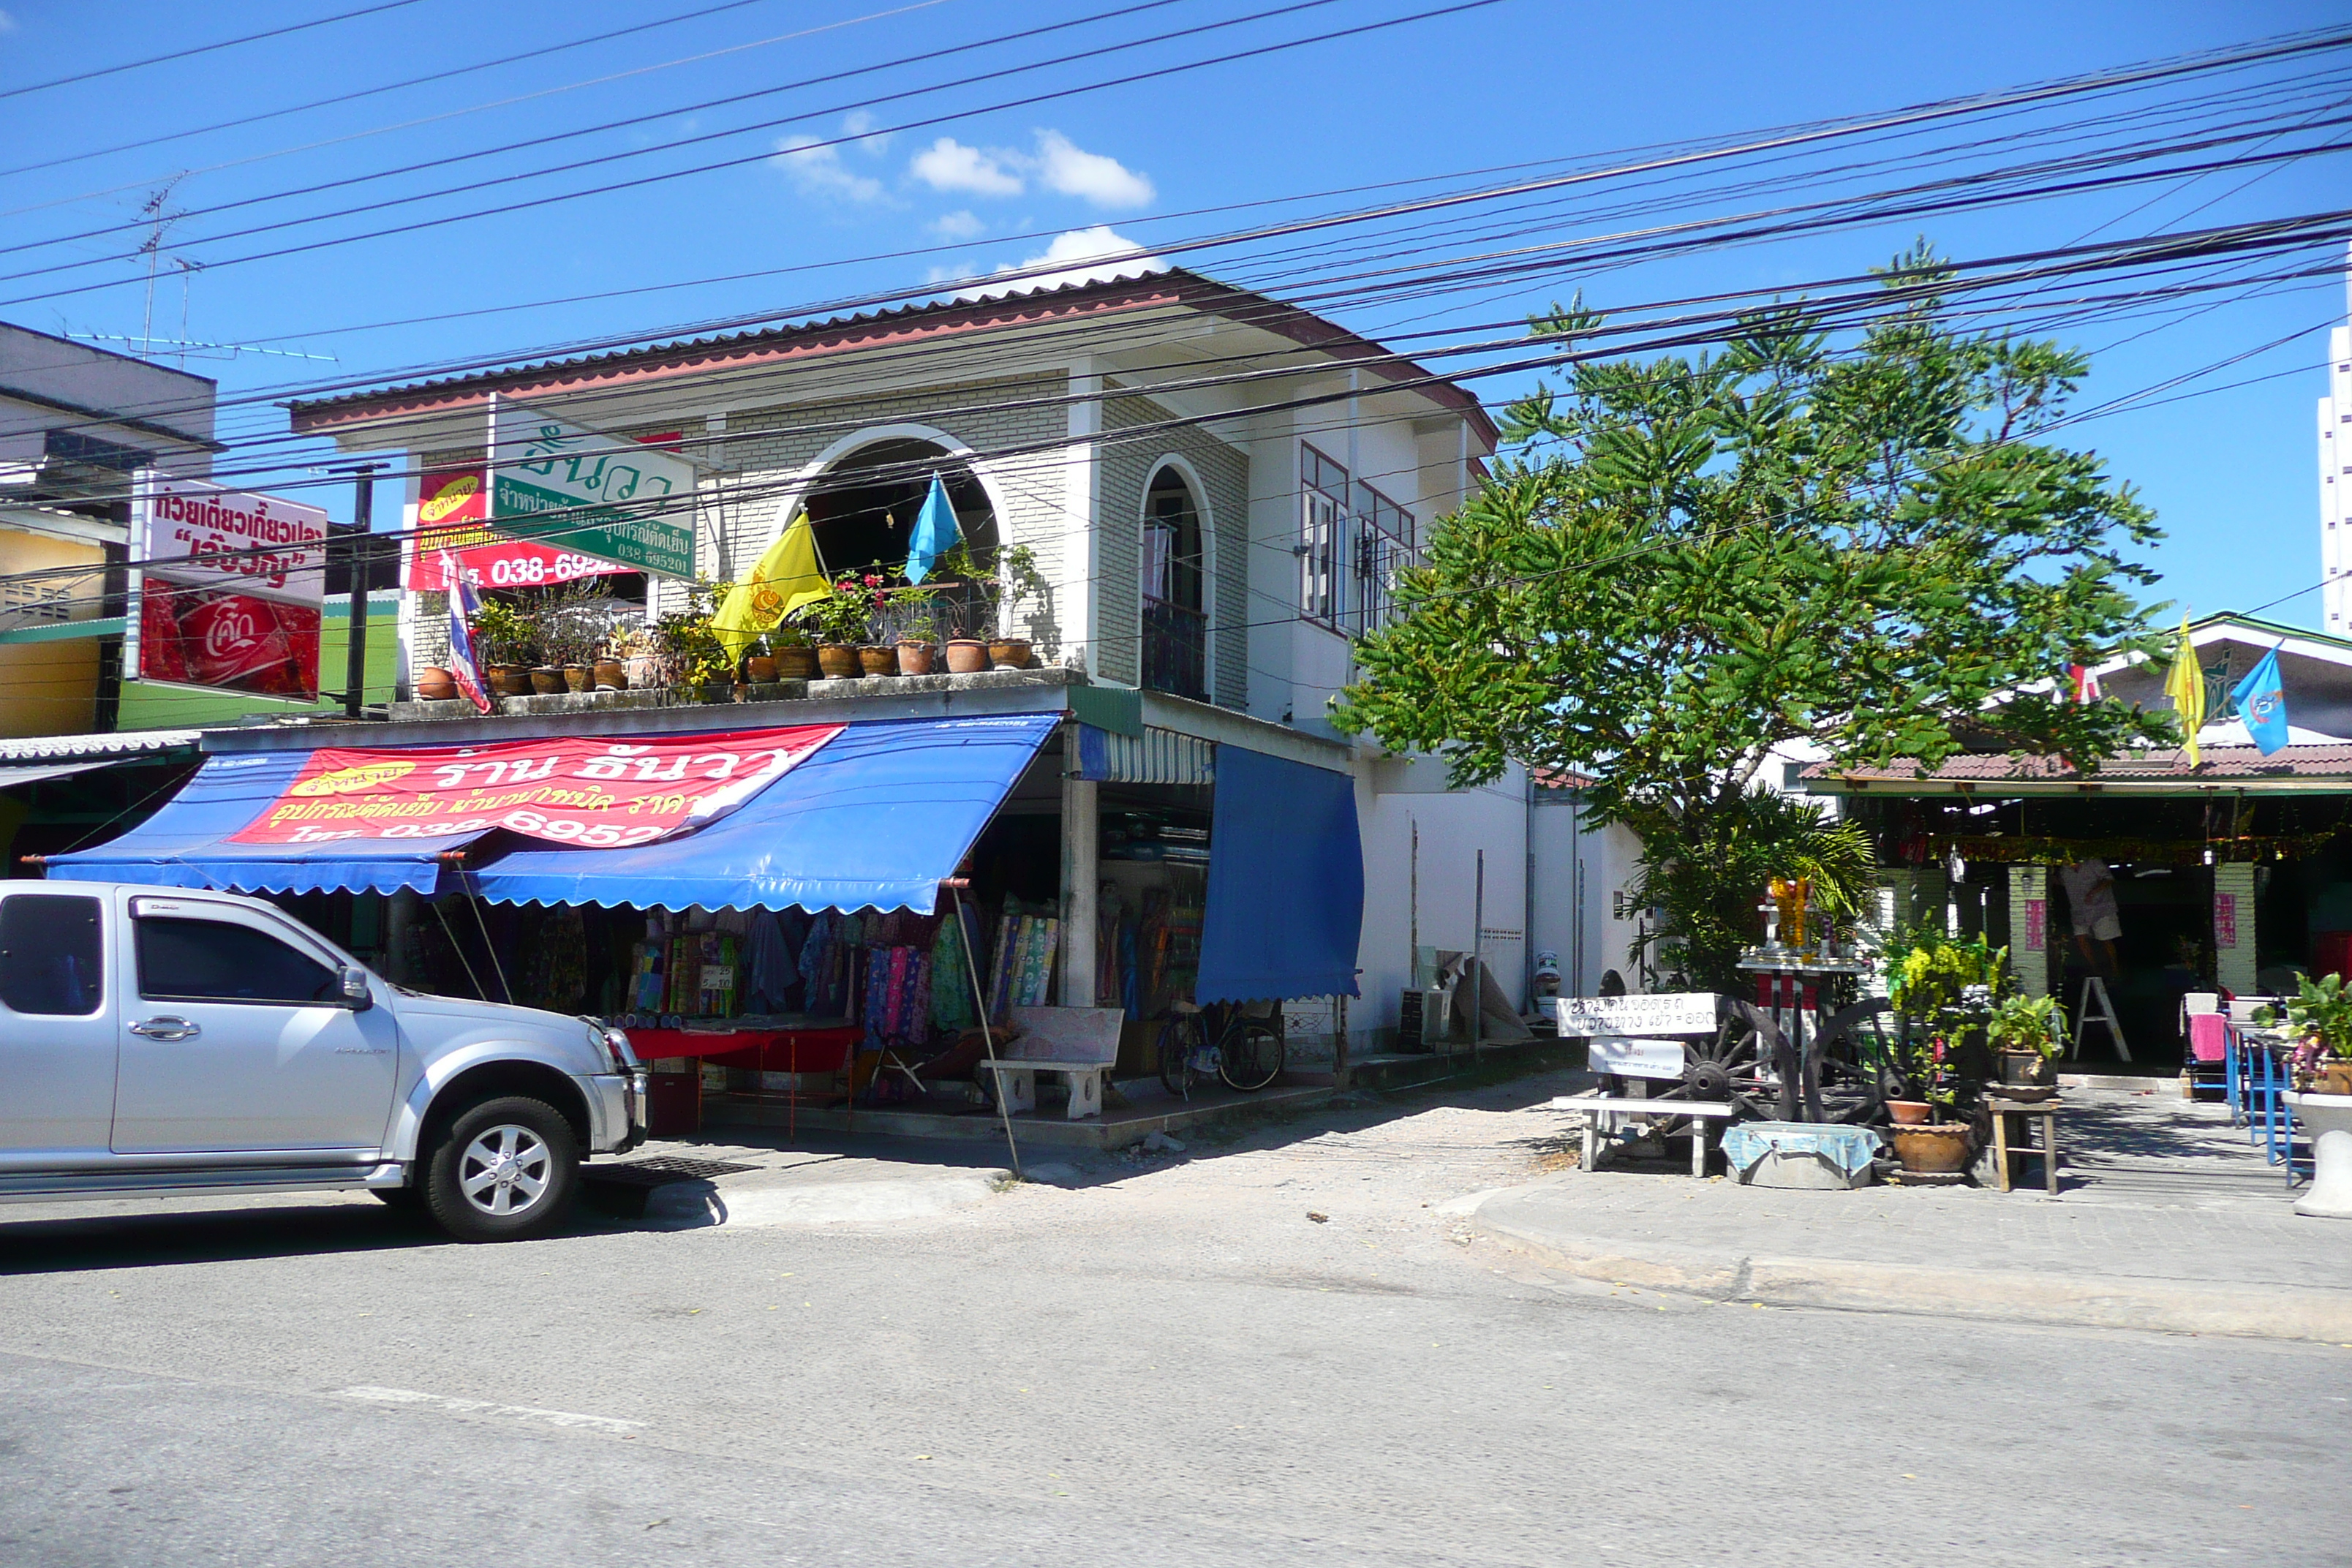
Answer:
[[1156, 999, 1285, 1098]]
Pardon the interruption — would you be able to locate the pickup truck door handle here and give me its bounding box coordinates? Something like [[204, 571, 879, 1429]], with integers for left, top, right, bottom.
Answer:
[[127, 1016, 200, 1041]]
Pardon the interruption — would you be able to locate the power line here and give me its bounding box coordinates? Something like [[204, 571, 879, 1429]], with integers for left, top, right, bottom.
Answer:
[[0, 0, 429, 102]]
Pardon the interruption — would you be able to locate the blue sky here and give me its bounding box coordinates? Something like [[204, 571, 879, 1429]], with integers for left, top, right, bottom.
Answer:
[[0, 0, 2345, 627]]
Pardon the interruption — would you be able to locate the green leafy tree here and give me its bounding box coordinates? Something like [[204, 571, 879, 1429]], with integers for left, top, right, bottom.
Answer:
[[1335, 246, 2166, 990]]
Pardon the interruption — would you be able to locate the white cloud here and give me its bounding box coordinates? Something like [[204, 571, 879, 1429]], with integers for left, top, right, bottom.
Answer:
[[771, 133, 884, 204], [909, 137, 1023, 197], [843, 108, 890, 154], [930, 209, 986, 241], [951, 226, 1165, 300], [1032, 131, 1153, 208], [908, 130, 1153, 210]]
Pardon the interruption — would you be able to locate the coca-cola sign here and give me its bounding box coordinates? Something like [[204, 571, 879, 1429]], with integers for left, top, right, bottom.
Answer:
[[137, 581, 322, 700]]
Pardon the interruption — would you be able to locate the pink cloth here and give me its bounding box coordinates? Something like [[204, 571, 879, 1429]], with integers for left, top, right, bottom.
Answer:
[[2188, 1011, 2229, 1064]]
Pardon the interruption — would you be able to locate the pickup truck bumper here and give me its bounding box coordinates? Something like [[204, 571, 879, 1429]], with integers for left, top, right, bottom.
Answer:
[[588, 1071, 649, 1155]]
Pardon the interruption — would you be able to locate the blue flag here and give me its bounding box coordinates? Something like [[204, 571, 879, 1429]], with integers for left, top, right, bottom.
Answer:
[[2230, 647, 2289, 755], [905, 473, 960, 585]]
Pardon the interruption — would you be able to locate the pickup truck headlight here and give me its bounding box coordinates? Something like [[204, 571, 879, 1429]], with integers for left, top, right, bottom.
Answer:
[[594, 1025, 636, 1074]]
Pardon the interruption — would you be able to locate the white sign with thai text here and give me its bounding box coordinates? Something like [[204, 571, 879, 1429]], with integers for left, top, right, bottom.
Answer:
[[135, 473, 330, 604], [1554, 992, 1720, 1039], [1586, 1036, 1690, 1080]]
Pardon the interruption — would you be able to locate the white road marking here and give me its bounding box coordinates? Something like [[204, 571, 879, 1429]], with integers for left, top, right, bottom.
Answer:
[[334, 1384, 643, 1434]]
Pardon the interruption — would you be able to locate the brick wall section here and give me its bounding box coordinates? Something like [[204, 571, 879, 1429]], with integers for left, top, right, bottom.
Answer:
[[702, 373, 1072, 655], [1099, 388, 1249, 706]]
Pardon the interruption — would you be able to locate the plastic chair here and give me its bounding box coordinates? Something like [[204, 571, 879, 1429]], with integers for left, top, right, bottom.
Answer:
[[2185, 1011, 2229, 1100]]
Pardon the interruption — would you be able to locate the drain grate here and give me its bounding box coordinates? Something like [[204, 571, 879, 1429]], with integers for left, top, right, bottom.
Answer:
[[584, 1156, 759, 1188]]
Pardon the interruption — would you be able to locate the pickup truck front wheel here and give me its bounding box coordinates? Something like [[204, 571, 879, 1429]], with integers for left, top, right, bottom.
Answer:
[[423, 1096, 579, 1243]]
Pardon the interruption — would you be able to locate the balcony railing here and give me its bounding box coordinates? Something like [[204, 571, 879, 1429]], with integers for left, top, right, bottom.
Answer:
[[1142, 598, 1207, 701]]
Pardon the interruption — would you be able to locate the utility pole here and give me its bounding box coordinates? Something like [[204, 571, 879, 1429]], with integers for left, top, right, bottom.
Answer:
[[342, 465, 379, 718]]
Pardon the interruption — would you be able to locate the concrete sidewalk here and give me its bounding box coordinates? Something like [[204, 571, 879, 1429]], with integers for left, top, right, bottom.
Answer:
[[1473, 1088, 2352, 1342]]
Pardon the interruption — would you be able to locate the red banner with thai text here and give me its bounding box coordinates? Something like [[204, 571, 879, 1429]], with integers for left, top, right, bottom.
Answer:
[[228, 726, 843, 848]]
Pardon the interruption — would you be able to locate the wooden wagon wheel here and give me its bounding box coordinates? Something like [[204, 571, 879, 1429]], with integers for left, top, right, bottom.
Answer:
[[1811, 997, 1904, 1125], [1629, 997, 1785, 1139]]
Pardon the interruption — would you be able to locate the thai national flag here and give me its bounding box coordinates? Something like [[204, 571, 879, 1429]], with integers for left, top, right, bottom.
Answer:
[[2068, 663, 2102, 704], [442, 551, 492, 714]]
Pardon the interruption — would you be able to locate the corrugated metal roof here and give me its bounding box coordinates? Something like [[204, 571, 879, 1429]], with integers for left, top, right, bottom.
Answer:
[[286, 268, 1500, 446], [0, 728, 202, 763], [1803, 743, 2352, 788]]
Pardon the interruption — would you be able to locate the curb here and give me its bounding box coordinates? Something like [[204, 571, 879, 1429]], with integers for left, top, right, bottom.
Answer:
[[1471, 1197, 2352, 1343]]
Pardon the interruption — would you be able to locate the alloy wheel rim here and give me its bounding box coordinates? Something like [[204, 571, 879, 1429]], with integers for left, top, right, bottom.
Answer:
[[458, 1124, 551, 1217]]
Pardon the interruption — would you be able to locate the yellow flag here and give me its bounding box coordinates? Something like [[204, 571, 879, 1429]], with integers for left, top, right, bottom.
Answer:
[[2163, 613, 2206, 766], [712, 513, 828, 661]]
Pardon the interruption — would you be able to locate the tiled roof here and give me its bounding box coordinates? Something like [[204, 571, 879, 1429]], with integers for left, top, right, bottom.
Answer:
[[1803, 744, 2352, 787]]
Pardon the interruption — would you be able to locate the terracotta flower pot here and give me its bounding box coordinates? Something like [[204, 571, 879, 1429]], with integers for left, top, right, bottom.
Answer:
[[489, 665, 532, 697], [700, 679, 736, 704], [1888, 1099, 1933, 1126], [1890, 1123, 1973, 1175], [415, 666, 456, 702], [944, 638, 990, 674], [857, 644, 899, 677], [771, 645, 817, 680], [896, 640, 937, 676], [745, 655, 779, 685], [988, 637, 1032, 670], [2310, 1060, 2352, 1096], [817, 644, 861, 680], [529, 666, 565, 696], [563, 664, 592, 693], [625, 655, 662, 690], [592, 657, 627, 691]]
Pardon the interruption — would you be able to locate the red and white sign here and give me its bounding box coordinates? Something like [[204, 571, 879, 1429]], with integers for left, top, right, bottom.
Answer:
[[136, 474, 331, 604], [2215, 892, 2239, 950], [227, 725, 843, 848], [136, 581, 323, 700], [404, 449, 677, 592]]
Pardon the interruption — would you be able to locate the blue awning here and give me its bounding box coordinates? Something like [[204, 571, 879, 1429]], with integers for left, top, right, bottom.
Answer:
[[53, 714, 1060, 914], [1194, 745, 1362, 1002], [50, 750, 478, 897], [465, 713, 1058, 913]]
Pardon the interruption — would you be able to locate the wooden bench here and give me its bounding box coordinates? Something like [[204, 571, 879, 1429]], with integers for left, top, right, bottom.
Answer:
[[1548, 1095, 1738, 1178], [976, 1006, 1123, 1120]]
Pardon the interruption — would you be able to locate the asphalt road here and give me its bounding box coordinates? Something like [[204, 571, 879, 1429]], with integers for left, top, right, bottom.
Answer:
[[4, 1096, 2348, 1567]]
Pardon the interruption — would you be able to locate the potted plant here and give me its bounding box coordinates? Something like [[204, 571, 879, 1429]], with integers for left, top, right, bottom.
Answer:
[[468, 599, 540, 697], [1986, 992, 2063, 1088], [2281, 973, 2352, 1096], [649, 586, 734, 700], [608, 625, 657, 690], [592, 625, 631, 692], [990, 542, 1045, 668], [769, 622, 818, 681], [807, 574, 874, 679], [414, 666, 458, 701], [742, 627, 780, 687], [930, 540, 992, 673], [540, 581, 606, 693], [895, 590, 940, 676], [1882, 927, 2002, 1172]]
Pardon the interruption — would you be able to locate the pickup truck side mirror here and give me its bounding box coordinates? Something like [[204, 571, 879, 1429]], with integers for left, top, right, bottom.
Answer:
[[337, 965, 374, 1011]]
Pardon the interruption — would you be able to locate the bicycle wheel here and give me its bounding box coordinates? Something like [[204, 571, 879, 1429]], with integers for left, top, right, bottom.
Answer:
[[1157, 1018, 1196, 1098], [1218, 1022, 1285, 1092]]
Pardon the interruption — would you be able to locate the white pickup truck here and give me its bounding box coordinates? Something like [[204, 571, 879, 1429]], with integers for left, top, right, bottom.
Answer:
[[0, 880, 645, 1242]]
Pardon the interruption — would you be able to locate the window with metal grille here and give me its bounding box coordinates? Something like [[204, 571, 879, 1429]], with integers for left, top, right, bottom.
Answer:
[[1299, 444, 1346, 627], [1352, 485, 1412, 634]]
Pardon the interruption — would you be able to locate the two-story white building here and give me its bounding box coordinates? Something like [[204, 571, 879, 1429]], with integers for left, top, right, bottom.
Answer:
[[67, 268, 1643, 1100]]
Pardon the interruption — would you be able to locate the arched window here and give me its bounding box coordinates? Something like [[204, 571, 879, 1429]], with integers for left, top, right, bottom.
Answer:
[[1141, 464, 1206, 698], [796, 436, 1000, 637]]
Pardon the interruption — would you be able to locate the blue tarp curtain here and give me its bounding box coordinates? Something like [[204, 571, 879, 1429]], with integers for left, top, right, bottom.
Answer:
[[1194, 745, 1362, 1002], [53, 713, 1059, 914], [51, 749, 479, 896]]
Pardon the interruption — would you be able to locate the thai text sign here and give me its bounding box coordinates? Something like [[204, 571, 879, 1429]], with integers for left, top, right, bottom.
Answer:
[[136, 473, 330, 604], [1586, 1036, 1691, 1080], [404, 464, 639, 592], [1554, 992, 1721, 1038], [228, 725, 843, 848], [489, 399, 696, 578]]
